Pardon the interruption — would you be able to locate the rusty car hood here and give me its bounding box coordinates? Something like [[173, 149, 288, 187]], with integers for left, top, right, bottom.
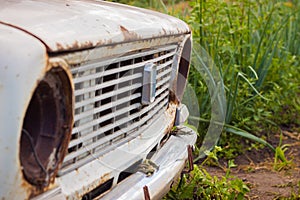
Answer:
[[0, 0, 190, 52]]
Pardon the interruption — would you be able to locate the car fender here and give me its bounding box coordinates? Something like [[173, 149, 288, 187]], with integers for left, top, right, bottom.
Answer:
[[0, 23, 48, 199]]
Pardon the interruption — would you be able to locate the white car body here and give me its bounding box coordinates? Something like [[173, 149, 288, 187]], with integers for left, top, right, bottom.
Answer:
[[0, 1, 196, 199]]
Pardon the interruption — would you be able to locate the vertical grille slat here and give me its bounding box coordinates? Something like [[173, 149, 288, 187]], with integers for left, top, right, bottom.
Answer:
[[59, 44, 178, 175]]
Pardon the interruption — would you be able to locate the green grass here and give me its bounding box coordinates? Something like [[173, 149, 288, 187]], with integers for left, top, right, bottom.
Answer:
[[188, 0, 299, 160], [164, 164, 250, 200], [188, 0, 299, 127]]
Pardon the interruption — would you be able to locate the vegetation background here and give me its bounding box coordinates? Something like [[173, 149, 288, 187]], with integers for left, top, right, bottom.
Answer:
[[109, 0, 300, 199]]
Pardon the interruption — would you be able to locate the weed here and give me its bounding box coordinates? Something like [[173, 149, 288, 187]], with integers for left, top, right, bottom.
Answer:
[[164, 164, 249, 200], [201, 146, 223, 167], [273, 132, 293, 171], [290, 181, 300, 199]]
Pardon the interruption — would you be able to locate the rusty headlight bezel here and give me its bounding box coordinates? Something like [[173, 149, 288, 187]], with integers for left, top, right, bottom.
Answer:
[[19, 67, 73, 188]]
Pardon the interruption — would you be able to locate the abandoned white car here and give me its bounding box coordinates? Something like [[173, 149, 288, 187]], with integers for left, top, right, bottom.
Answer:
[[0, 0, 196, 199]]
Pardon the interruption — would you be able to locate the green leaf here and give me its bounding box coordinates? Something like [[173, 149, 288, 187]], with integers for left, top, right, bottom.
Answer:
[[225, 127, 275, 152]]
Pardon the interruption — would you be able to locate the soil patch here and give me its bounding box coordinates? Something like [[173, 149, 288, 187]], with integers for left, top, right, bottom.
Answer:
[[203, 130, 300, 199]]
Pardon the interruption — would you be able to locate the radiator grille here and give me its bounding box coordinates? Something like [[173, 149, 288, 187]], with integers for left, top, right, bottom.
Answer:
[[59, 44, 178, 175]]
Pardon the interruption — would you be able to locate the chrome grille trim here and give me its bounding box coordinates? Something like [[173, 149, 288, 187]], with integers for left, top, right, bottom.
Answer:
[[59, 43, 178, 175], [73, 51, 175, 84], [71, 45, 177, 73]]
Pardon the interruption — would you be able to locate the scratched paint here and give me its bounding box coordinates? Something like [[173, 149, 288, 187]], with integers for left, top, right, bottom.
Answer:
[[0, 1, 190, 52]]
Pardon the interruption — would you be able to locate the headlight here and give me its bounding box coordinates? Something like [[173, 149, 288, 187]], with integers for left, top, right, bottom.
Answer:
[[171, 36, 192, 102], [19, 67, 73, 188]]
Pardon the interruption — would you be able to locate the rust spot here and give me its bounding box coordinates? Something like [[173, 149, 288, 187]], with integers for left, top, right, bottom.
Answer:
[[20, 174, 57, 199], [20, 179, 33, 198], [71, 40, 80, 49], [81, 40, 93, 49], [185, 145, 194, 173], [78, 173, 112, 199], [169, 91, 179, 104], [164, 101, 177, 135], [143, 185, 151, 200], [119, 25, 128, 33], [119, 25, 141, 42], [56, 43, 64, 51], [56, 40, 94, 52], [162, 28, 167, 35], [98, 173, 110, 185]]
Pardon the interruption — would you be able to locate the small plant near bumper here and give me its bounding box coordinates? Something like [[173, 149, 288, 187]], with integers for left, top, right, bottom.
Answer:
[[164, 164, 250, 200]]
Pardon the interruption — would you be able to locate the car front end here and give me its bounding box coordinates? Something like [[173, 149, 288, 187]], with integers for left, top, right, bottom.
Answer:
[[0, 1, 196, 199]]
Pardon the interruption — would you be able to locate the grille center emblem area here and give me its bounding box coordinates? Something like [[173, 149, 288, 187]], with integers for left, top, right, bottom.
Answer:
[[142, 63, 157, 105]]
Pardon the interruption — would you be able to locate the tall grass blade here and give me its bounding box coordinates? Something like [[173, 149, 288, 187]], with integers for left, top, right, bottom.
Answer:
[[237, 72, 269, 100], [158, 0, 168, 13], [252, 8, 275, 70], [189, 116, 276, 160], [225, 127, 275, 152]]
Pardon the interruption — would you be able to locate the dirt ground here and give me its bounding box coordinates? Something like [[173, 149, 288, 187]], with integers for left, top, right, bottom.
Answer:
[[204, 129, 300, 199]]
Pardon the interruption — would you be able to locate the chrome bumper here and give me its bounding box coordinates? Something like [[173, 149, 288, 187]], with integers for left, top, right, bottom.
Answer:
[[100, 125, 197, 200], [33, 125, 196, 200]]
